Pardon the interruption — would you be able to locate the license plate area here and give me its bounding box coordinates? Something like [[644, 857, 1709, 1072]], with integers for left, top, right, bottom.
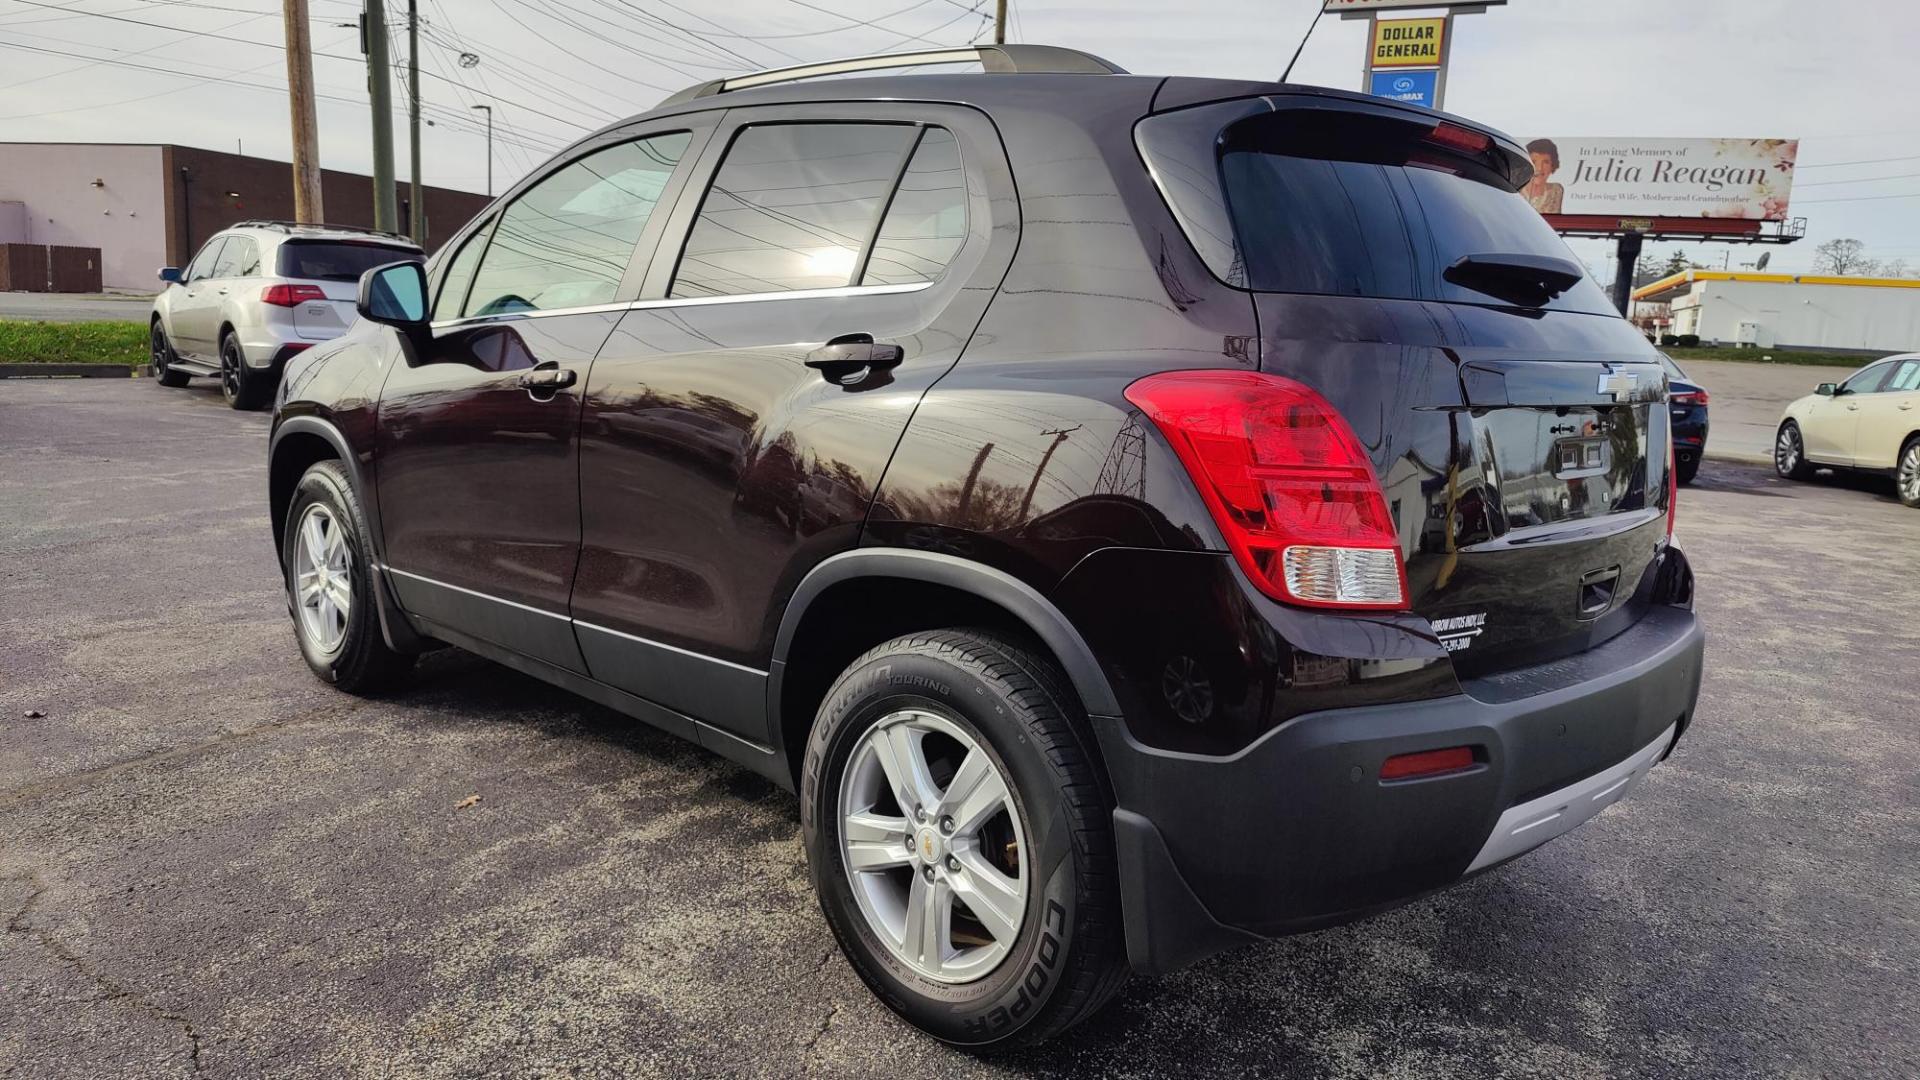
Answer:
[[1555, 436, 1609, 478]]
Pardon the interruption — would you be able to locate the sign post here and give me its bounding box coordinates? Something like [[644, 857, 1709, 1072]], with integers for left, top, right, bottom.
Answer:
[[1337, 0, 1504, 112]]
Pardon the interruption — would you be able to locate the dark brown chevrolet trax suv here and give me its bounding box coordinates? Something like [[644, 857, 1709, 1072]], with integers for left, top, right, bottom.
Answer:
[[269, 45, 1704, 1049]]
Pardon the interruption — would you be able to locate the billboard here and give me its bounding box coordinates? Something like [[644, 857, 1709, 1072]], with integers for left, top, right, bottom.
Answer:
[[1370, 17, 1444, 67], [1521, 138, 1799, 221], [1325, 0, 1503, 10]]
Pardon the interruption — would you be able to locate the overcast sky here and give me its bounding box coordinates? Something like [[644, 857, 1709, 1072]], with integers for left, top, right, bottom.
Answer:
[[3, 0, 1916, 275]]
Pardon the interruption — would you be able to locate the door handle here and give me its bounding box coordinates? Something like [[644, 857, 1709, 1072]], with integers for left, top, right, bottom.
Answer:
[[1900, 403, 1914, 411], [805, 334, 903, 385], [517, 365, 577, 393]]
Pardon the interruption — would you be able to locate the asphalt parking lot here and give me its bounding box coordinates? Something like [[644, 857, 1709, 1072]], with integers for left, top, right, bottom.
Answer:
[[3, 378, 1917, 1079]]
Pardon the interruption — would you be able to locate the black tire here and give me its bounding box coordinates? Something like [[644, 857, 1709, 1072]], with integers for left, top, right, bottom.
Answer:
[[220, 331, 271, 411], [1897, 436, 1920, 509], [801, 629, 1127, 1051], [282, 460, 414, 694], [151, 321, 191, 387], [1676, 452, 1700, 486], [1775, 420, 1815, 481]]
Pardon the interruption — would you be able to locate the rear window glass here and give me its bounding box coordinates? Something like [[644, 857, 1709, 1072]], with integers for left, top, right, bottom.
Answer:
[[277, 241, 421, 282], [671, 122, 919, 298], [1205, 108, 1612, 311]]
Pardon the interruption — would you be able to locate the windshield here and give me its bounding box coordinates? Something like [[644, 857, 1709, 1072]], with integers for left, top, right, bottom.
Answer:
[[1214, 109, 1615, 315], [278, 240, 421, 283]]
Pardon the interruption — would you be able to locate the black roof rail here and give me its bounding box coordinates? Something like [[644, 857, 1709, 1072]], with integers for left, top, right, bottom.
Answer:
[[657, 44, 1127, 107], [228, 220, 421, 245]]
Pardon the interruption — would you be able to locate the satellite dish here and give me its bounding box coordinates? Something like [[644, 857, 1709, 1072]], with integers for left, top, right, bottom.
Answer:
[[1755, 251, 1771, 271]]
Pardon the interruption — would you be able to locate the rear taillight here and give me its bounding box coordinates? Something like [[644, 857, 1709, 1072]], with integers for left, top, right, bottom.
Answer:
[[1124, 370, 1408, 610], [1670, 390, 1709, 406], [1426, 122, 1493, 155], [262, 284, 327, 307]]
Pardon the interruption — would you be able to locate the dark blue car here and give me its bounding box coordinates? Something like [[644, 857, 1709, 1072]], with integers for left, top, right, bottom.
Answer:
[[1661, 353, 1709, 484]]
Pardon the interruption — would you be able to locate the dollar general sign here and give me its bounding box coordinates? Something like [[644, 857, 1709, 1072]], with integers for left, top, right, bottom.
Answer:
[[1370, 18, 1445, 68]]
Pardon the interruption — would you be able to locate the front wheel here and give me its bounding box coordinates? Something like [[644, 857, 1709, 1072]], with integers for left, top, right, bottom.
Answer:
[[283, 460, 414, 693], [802, 630, 1128, 1051], [1775, 420, 1815, 481], [1898, 437, 1920, 509]]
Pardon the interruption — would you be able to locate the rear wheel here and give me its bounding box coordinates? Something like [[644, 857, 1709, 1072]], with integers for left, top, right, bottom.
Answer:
[[220, 332, 270, 411], [802, 630, 1127, 1051], [1898, 437, 1920, 509], [151, 322, 190, 387], [1775, 420, 1814, 481], [283, 460, 414, 693]]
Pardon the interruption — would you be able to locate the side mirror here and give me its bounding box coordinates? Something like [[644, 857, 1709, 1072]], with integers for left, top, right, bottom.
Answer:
[[1815, 382, 1838, 397], [357, 261, 429, 329], [157, 266, 183, 285]]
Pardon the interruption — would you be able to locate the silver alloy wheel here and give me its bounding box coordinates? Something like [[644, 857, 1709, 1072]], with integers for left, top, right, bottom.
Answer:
[[1776, 424, 1801, 475], [1900, 443, 1920, 504], [838, 709, 1028, 984], [292, 503, 352, 655]]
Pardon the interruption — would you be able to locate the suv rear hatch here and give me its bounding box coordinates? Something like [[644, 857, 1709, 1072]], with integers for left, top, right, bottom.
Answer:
[[276, 239, 421, 340], [1138, 94, 1677, 677]]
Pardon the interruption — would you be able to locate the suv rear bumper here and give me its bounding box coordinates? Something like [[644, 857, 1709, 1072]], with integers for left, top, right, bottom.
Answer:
[[1095, 602, 1704, 974]]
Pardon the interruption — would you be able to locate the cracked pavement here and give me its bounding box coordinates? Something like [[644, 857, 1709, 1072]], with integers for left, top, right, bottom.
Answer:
[[3, 379, 1917, 1078]]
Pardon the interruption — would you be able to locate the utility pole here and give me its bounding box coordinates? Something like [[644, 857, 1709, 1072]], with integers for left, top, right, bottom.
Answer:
[[471, 105, 493, 197], [1017, 426, 1079, 521], [282, 0, 323, 223], [407, 0, 423, 244], [363, 0, 398, 233], [994, 0, 1007, 44]]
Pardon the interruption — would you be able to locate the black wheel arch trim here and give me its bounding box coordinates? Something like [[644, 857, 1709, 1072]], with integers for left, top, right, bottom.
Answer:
[[269, 414, 428, 654], [768, 547, 1125, 724]]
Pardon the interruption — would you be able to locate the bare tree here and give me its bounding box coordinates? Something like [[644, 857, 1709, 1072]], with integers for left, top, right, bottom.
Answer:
[[1812, 238, 1878, 276]]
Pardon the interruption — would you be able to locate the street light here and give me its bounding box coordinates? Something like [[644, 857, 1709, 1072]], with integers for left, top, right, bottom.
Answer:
[[470, 104, 493, 197]]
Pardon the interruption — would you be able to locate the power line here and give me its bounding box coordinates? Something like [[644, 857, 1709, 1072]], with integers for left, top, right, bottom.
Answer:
[[1, 0, 598, 131], [1796, 171, 1920, 188], [1796, 154, 1920, 170], [0, 38, 560, 156], [1795, 192, 1920, 205]]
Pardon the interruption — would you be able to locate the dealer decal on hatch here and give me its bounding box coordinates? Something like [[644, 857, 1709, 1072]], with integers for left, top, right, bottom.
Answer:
[[1433, 613, 1487, 652]]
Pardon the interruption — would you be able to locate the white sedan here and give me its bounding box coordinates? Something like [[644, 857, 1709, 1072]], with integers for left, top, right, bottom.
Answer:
[[1774, 353, 1920, 508]]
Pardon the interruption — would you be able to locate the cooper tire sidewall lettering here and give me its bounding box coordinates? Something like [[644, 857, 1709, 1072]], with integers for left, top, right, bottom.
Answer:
[[803, 648, 1085, 1047]]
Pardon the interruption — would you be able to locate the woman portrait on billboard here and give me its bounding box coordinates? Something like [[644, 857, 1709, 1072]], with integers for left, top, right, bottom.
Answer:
[[1524, 138, 1565, 214]]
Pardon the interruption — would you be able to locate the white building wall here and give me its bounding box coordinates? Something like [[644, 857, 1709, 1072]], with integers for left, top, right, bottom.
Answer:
[[1689, 280, 1920, 352], [0, 144, 169, 290]]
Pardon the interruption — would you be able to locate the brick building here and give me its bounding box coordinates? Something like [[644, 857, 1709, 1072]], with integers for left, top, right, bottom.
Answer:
[[0, 142, 491, 290]]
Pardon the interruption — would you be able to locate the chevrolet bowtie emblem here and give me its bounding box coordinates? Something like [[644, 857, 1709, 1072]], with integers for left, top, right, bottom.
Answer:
[[1597, 370, 1638, 400]]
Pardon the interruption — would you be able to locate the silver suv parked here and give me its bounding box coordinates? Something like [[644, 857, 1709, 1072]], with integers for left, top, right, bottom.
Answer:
[[149, 222, 422, 409]]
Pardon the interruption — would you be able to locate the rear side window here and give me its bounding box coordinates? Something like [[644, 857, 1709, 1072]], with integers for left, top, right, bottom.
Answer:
[[1887, 359, 1920, 392], [861, 127, 967, 287], [671, 123, 920, 298], [278, 240, 419, 282], [464, 131, 689, 317]]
